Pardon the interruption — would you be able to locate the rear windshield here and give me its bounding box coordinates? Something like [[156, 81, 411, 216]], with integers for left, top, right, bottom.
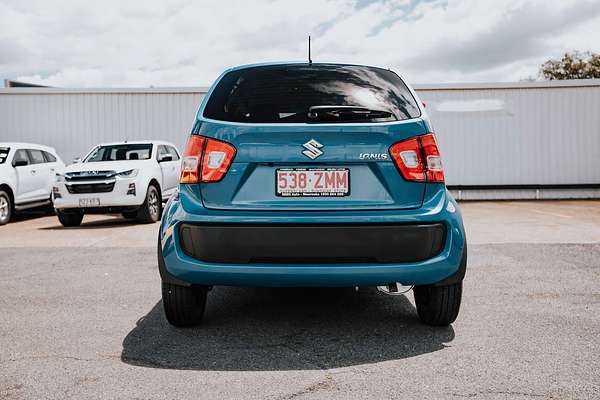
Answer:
[[203, 64, 421, 123], [84, 144, 153, 162], [0, 147, 9, 164]]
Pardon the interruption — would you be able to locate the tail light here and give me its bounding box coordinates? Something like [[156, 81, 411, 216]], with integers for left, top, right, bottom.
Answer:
[[389, 133, 444, 183], [180, 135, 236, 183]]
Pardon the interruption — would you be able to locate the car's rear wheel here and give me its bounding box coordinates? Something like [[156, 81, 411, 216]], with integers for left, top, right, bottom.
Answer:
[[413, 281, 462, 326], [162, 282, 208, 327], [0, 190, 12, 225], [137, 185, 161, 223], [56, 210, 84, 227]]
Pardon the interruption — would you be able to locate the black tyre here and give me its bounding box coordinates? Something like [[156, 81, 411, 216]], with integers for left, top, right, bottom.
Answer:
[[0, 190, 12, 225], [56, 210, 84, 227], [414, 281, 462, 326], [136, 185, 161, 223], [122, 211, 138, 219], [162, 282, 208, 327], [44, 200, 56, 216]]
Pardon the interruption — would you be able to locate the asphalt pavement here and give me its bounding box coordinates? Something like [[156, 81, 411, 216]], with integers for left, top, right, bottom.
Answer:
[[1, 201, 599, 399]]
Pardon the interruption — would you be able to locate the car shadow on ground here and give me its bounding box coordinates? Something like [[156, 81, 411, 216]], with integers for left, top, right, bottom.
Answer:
[[121, 286, 455, 371], [39, 215, 144, 230], [11, 209, 49, 223]]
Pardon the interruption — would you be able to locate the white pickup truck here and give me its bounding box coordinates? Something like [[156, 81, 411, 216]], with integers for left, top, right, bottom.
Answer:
[[53, 140, 181, 227], [0, 142, 65, 225]]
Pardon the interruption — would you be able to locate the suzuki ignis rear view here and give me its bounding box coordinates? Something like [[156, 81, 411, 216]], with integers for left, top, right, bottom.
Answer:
[[158, 63, 467, 327]]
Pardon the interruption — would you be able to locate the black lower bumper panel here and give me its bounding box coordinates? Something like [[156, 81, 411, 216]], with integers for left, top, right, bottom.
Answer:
[[179, 223, 446, 264]]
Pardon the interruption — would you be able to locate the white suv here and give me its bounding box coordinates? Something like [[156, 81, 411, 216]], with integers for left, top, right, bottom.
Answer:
[[53, 140, 180, 227], [0, 142, 65, 225]]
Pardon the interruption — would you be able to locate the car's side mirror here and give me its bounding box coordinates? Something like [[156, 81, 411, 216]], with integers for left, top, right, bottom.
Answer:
[[13, 159, 28, 167], [72, 157, 81, 163], [158, 154, 173, 163]]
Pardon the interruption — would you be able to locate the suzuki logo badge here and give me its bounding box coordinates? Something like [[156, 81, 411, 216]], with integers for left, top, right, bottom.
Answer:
[[302, 139, 324, 160]]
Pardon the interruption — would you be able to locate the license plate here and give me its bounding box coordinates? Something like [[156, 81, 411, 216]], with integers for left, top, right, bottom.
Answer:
[[79, 198, 100, 207], [276, 168, 350, 197]]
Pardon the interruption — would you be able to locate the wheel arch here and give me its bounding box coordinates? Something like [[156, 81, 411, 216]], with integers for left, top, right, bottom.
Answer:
[[0, 183, 15, 206], [148, 178, 161, 200]]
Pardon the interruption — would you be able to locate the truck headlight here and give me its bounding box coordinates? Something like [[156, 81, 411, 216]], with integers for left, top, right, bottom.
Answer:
[[117, 169, 139, 178], [55, 173, 65, 182]]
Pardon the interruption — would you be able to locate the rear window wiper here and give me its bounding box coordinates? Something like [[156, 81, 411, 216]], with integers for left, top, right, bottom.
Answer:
[[307, 105, 395, 121]]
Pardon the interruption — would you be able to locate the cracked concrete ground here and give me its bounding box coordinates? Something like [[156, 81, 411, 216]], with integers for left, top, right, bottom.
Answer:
[[0, 201, 599, 399]]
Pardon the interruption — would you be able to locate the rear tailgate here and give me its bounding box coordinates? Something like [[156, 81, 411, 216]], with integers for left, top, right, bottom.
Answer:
[[197, 119, 429, 211]]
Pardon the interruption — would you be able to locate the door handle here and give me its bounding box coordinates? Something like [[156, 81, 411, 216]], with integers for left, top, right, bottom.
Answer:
[[31, 170, 37, 174]]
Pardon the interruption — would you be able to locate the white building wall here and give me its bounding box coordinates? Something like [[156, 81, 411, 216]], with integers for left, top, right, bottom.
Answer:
[[0, 88, 206, 162], [1, 80, 599, 195], [416, 80, 600, 186]]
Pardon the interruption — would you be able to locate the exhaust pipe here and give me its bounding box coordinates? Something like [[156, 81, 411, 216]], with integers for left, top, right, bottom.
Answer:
[[377, 282, 413, 296]]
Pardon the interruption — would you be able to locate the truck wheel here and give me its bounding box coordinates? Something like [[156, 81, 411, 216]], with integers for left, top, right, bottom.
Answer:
[[414, 281, 462, 326], [137, 185, 161, 223], [56, 210, 84, 227], [162, 282, 208, 327], [44, 199, 56, 216], [0, 190, 12, 225]]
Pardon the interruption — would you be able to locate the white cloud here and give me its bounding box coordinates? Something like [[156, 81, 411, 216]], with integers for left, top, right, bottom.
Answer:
[[1, 0, 599, 87]]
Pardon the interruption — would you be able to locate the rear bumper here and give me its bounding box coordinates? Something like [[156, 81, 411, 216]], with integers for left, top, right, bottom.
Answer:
[[179, 223, 446, 264], [159, 185, 466, 287]]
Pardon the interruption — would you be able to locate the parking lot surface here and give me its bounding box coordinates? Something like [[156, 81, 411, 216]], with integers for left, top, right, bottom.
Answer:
[[1, 201, 599, 399]]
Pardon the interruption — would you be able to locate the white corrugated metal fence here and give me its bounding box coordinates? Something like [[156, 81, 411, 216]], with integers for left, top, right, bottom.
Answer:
[[1, 80, 599, 199]]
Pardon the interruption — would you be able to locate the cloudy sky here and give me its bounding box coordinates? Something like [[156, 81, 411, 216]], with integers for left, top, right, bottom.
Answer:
[[1, 0, 599, 87]]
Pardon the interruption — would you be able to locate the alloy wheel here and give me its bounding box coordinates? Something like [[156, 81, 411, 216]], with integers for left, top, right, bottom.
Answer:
[[0, 195, 9, 223], [148, 189, 159, 219]]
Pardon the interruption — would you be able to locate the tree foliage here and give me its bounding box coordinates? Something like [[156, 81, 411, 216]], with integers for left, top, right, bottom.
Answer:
[[540, 51, 600, 80]]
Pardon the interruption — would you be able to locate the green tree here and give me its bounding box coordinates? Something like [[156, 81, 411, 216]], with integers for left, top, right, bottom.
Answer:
[[539, 51, 600, 80]]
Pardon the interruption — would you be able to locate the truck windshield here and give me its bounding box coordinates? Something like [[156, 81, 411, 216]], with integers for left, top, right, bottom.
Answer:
[[84, 144, 153, 162], [203, 64, 421, 124], [0, 147, 9, 164]]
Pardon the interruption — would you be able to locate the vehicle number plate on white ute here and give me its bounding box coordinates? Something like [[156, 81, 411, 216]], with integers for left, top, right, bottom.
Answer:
[[79, 198, 100, 207]]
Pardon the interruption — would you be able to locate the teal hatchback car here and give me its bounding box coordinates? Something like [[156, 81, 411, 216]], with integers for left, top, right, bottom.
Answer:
[[158, 62, 467, 327]]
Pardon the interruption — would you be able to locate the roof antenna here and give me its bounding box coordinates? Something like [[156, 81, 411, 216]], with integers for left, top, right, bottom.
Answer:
[[308, 35, 312, 65]]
